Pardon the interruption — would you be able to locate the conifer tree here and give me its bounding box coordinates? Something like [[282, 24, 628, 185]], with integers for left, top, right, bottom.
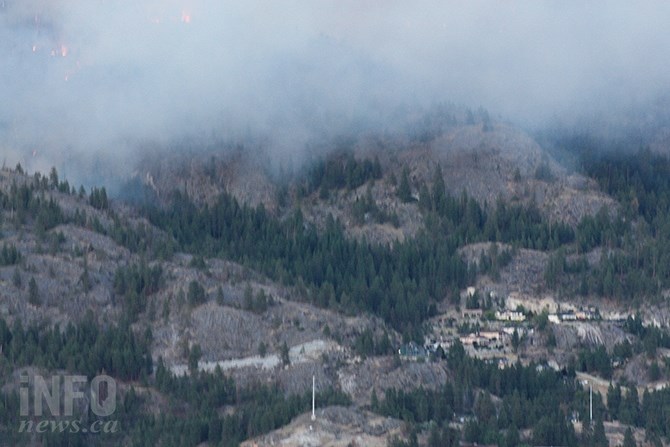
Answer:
[[28, 277, 40, 306], [397, 167, 412, 203], [623, 427, 636, 447]]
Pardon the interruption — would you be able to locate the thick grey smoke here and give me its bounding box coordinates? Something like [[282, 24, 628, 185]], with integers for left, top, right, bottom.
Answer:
[[2, 1, 670, 177]]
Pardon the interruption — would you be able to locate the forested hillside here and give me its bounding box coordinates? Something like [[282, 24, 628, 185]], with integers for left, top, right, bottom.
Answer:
[[3, 131, 670, 446]]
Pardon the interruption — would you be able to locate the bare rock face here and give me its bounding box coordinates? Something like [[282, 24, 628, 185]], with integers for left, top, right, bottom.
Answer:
[[191, 303, 271, 359], [551, 322, 629, 353], [338, 357, 449, 406], [241, 406, 404, 447], [138, 148, 278, 211], [301, 179, 425, 245], [460, 243, 549, 298], [395, 123, 616, 227], [437, 123, 554, 181]]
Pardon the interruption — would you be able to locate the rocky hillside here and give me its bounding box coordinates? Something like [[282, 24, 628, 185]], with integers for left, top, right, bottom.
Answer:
[[135, 119, 616, 248], [4, 119, 670, 446]]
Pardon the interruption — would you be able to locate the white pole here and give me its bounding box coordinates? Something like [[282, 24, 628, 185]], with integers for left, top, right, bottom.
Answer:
[[312, 375, 316, 421], [589, 383, 593, 425]]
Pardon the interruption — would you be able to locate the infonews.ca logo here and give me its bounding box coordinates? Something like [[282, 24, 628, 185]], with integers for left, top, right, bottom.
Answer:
[[18, 374, 119, 434]]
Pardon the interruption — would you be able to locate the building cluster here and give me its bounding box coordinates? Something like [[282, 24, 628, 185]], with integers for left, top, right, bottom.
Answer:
[[494, 310, 525, 322], [399, 285, 637, 368], [459, 330, 504, 350], [548, 307, 599, 324]]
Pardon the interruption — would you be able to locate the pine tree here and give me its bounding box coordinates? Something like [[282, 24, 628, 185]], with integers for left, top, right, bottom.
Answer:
[[49, 167, 59, 189], [254, 289, 268, 313], [607, 384, 622, 420], [258, 341, 267, 358], [216, 286, 224, 306], [80, 257, 91, 292], [370, 388, 380, 411], [620, 386, 639, 426], [12, 268, 22, 288], [188, 280, 206, 307], [592, 415, 608, 447], [244, 284, 253, 310], [418, 182, 431, 211], [397, 167, 412, 203], [279, 341, 290, 367], [188, 344, 202, 373], [28, 277, 40, 306], [431, 164, 446, 213], [623, 427, 636, 447], [649, 361, 661, 381]]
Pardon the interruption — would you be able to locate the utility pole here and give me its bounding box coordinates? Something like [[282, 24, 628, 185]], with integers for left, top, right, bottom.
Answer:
[[311, 375, 316, 422], [589, 383, 593, 423], [582, 379, 593, 425]]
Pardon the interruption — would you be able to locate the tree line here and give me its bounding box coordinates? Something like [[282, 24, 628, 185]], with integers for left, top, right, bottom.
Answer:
[[544, 147, 670, 301], [144, 190, 471, 338], [373, 338, 668, 446]]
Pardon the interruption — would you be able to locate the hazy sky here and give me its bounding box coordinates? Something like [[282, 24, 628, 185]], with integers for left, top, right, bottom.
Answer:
[[1, 1, 670, 173]]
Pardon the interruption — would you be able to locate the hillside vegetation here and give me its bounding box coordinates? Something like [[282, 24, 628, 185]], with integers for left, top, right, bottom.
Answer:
[[3, 115, 670, 446]]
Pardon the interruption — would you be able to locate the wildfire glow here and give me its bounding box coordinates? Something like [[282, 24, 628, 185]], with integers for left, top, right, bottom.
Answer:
[[49, 45, 69, 58]]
